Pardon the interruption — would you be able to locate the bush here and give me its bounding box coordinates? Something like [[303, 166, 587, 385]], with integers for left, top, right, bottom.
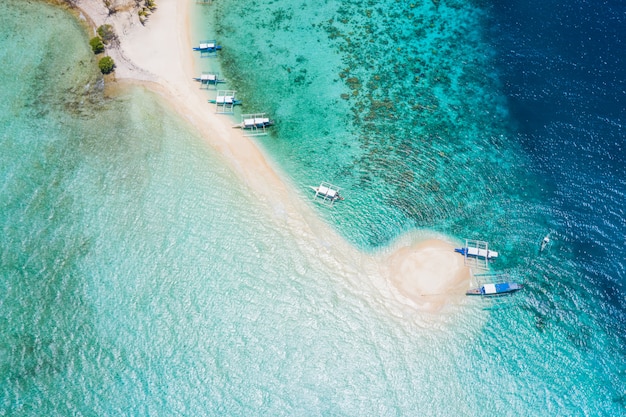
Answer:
[[97, 24, 117, 44], [89, 37, 104, 54], [98, 56, 115, 74]]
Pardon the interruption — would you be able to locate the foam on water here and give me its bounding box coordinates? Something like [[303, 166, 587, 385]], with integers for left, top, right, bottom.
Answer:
[[1, 0, 624, 415]]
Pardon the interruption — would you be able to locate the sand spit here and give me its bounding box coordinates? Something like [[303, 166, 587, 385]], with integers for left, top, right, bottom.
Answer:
[[74, 0, 471, 316]]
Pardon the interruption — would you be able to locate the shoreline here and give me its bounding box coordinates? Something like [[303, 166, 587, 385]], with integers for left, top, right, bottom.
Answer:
[[74, 0, 471, 316]]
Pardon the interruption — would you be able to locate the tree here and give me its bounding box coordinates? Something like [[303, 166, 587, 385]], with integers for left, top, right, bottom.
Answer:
[[97, 24, 117, 45], [98, 56, 115, 74], [89, 37, 104, 54]]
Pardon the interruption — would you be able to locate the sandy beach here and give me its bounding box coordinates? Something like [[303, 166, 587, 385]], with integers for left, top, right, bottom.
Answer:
[[75, 0, 471, 315]]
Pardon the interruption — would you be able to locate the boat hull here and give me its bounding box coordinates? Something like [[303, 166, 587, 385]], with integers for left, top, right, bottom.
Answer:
[[193, 46, 222, 52], [466, 283, 523, 296]]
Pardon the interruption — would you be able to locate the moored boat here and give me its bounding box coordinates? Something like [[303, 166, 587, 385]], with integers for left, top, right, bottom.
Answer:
[[466, 282, 523, 296], [235, 116, 274, 129], [208, 96, 242, 106], [455, 246, 498, 259], [193, 41, 222, 52], [193, 73, 225, 84], [309, 185, 344, 202]]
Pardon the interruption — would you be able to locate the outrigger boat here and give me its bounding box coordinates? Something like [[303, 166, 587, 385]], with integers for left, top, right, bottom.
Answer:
[[455, 246, 498, 260], [192, 73, 225, 84], [208, 95, 242, 106], [234, 116, 274, 130], [309, 184, 344, 202], [466, 282, 523, 296], [193, 41, 222, 52]]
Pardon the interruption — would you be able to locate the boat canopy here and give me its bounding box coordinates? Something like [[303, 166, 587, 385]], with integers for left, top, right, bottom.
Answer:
[[238, 113, 272, 136], [311, 181, 342, 206], [317, 185, 337, 198], [465, 247, 498, 259], [482, 284, 497, 294], [215, 96, 235, 104], [243, 117, 270, 127]]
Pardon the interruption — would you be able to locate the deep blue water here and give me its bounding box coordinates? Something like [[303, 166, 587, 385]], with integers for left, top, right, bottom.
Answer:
[[489, 0, 626, 404], [490, 0, 625, 322]]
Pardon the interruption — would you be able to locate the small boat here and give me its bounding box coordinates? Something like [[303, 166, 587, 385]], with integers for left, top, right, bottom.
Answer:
[[208, 96, 242, 106], [192, 73, 225, 84], [309, 185, 344, 202], [235, 116, 274, 129], [540, 234, 550, 252], [193, 42, 222, 52], [466, 282, 523, 296], [454, 246, 498, 259]]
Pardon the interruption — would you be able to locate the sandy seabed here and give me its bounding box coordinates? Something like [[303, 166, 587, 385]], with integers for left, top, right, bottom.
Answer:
[[75, 0, 471, 316]]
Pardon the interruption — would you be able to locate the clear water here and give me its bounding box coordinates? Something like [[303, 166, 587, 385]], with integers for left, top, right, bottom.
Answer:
[[1, 0, 624, 415]]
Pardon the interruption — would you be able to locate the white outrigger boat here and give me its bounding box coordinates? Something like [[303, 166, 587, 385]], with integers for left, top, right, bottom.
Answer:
[[466, 272, 523, 296], [192, 73, 225, 85], [208, 95, 242, 106], [234, 116, 274, 129], [193, 41, 222, 52], [454, 246, 498, 260], [310, 182, 343, 205], [310, 185, 343, 202], [455, 239, 498, 270], [466, 282, 523, 296]]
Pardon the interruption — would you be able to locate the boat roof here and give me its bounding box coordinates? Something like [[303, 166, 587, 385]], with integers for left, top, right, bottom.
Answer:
[[483, 283, 497, 294], [215, 96, 235, 103], [318, 185, 337, 198], [482, 282, 519, 294]]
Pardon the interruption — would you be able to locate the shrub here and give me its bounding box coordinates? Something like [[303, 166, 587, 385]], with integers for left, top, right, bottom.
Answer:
[[97, 24, 117, 44], [89, 37, 104, 54], [98, 56, 115, 74]]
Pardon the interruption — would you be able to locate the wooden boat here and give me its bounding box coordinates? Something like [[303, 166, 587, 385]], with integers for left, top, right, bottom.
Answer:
[[454, 246, 498, 259], [309, 185, 343, 202], [466, 282, 523, 296], [192, 73, 225, 84], [234, 116, 274, 129], [193, 42, 222, 52], [208, 95, 242, 106]]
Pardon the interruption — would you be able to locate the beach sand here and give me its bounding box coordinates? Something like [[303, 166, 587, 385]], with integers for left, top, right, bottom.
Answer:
[[75, 0, 471, 315]]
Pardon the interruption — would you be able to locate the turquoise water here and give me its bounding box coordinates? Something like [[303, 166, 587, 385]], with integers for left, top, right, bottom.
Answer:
[[1, 0, 623, 415], [202, 0, 537, 251]]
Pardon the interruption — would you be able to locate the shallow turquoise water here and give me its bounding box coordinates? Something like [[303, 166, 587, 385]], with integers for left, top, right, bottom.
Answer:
[[1, 0, 623, 415]]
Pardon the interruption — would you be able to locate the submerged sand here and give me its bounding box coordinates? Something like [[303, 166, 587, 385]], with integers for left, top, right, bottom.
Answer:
[[75, 0, 471, 315]]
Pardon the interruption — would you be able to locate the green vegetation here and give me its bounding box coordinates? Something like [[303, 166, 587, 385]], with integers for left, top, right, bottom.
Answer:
[[138, 1, 157, 25], [98, 56, 115, 74], [89, 36, 104, 54], [97, 24, 117, 44]]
